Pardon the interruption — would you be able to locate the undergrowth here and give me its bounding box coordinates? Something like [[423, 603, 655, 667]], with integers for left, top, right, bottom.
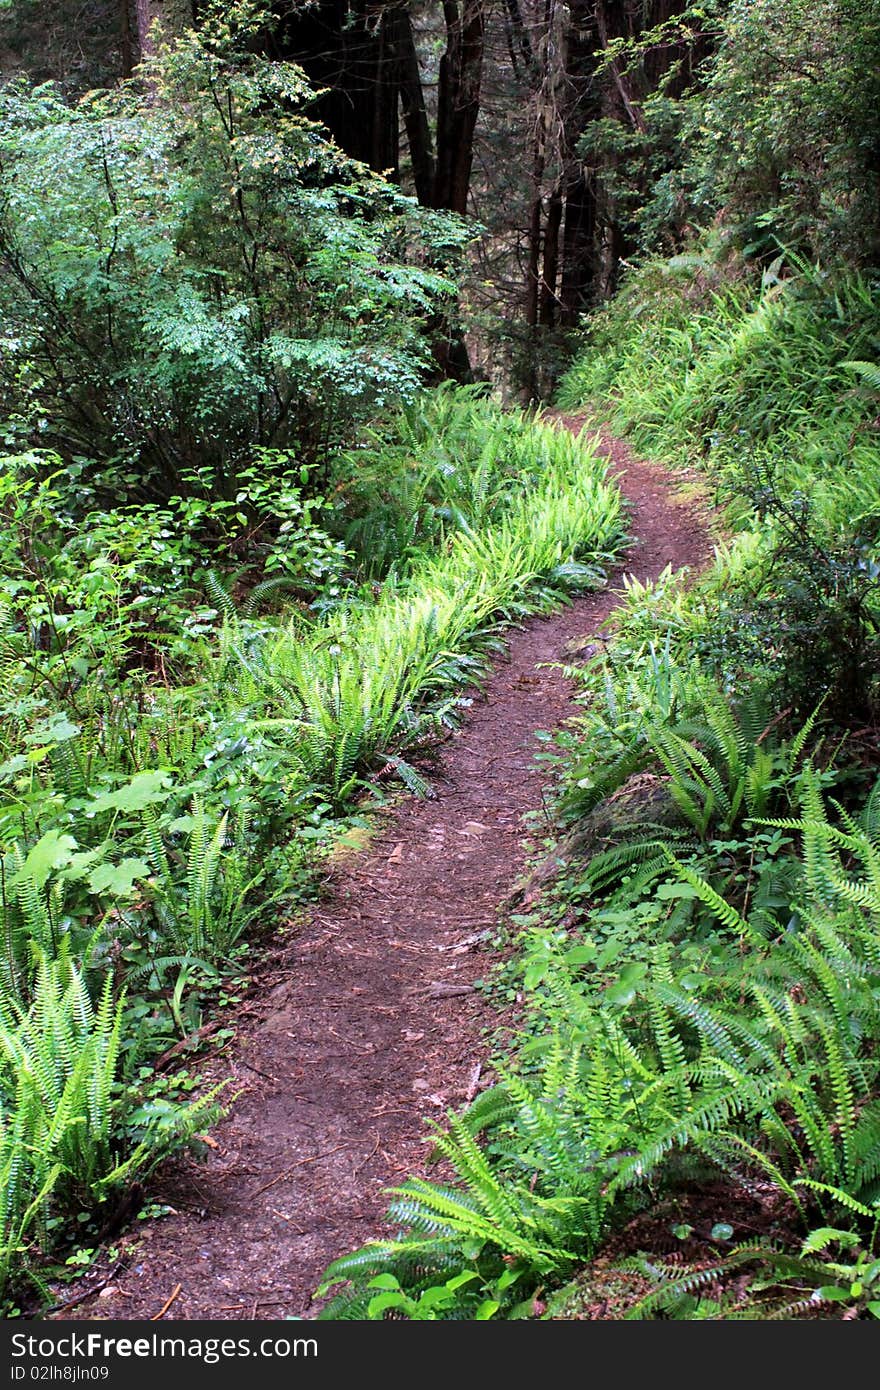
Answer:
[[316, 242, 880, 1321], [0, 386, 621, 1305]]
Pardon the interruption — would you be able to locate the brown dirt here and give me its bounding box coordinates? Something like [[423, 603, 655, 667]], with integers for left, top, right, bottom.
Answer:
[[49, 419, 711, 1322]]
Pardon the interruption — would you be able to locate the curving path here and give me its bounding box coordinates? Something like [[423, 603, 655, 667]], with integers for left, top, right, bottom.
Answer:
[[52, 420, 710, 1321]]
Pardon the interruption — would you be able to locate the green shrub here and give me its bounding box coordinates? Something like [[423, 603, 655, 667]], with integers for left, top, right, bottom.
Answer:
[[0, 1, 468, 502]]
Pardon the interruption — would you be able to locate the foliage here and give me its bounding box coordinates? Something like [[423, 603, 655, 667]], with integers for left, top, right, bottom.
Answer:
[[680, 0, 880, 266], [586, 0, 880, 267], [624, 1217, 880, 1319], [0, 0, 468, 502], [330, 385, 593, 582], [0, 953, 224, 1293], [559, 250, 880, 718], [0, 369, 622, 1299]]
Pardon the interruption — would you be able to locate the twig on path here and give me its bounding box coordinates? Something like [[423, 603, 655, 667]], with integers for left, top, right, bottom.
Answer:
[[154, 1022, 222, 1071], [270, 1208, 307, 1233], [151, 1283, 182, 1320], [417, 982, 475, 998], [293, 1142, 352, 1168], [236, 1058, 280, 1084], [250, 1171, 290, 1198], [250, 1143, 352, 1197], [327, 1025, 375, 1055], [45, 1260, 128, 1316], [353, 1132, 381, 1178]]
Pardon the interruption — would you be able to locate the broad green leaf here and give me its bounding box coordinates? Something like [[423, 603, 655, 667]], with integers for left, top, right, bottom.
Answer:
[[86, 770, 173, 816], [817, 1285, 850, 1302], [88, 858, 151, 896], [604, 961, 648, 1006], [0, 755, 29, 781], [475, 1299, 500, 1319], [564, 944, 596, 965], [14, 830, 78, 890], [24, 712, 79, 745], [367, 1291, 410, 1317]]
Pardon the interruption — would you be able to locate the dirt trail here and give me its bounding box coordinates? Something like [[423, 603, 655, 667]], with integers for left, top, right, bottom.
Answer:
[[53, 420, 710, 1322]]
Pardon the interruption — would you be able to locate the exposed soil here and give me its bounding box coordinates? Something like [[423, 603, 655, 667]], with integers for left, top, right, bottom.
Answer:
[[49, 419, 711, 1322]]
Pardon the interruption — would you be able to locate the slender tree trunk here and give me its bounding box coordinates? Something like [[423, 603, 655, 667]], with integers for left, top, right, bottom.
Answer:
[[503, 0, 536, 83], [388, 5, 435, 205], [120, 0, 135, 76], [539, 181, 563, 327], [524, 143, 545, 334]]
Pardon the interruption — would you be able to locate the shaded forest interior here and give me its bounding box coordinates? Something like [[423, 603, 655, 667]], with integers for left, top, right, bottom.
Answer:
[[0, 0, 731, 394], [1, 0, 880, 1327]]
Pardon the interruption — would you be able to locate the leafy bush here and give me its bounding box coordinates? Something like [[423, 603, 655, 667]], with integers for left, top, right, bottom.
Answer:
[[0, 954, 223, 1294], [0, 0, 468, 503], [560, 249, 880, 719]]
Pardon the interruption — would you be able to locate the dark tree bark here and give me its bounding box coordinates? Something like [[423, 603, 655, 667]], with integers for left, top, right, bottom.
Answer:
[[549, 0, 698, 323], [432, 0, 485, 214], [272, 1, 399, 177], [524, 133, 546, 335], [119, 0, 135, 76], [502, 0, 536, 83], [558, 170, 598, 325], [271, 0, 485, 216], [387, 5, 435, 205]]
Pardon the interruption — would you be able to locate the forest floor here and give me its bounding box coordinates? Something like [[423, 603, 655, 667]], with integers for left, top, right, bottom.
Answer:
[[48, 419, 711, 1322]]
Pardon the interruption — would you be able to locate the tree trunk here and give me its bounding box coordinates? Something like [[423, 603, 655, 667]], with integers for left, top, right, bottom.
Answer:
[[272, 1, 399, 177], [524, 161, 545, 332], [116, 0, 133, 76], [388, 5, 435, 205], [136, 0, 192, 59], [539, 181, 563, 327], [502, 0, 536, 83], [433, 0, 485, 214], [371, 13, 400, 177], [558, 170, 598, 325], [135, 0, 161, 58]]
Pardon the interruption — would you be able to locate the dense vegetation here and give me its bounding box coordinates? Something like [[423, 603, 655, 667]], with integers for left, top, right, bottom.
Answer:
[[313, 0, 880, 1323], [0, 5, 624, 1305], [0, 0, 878, 1322]]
